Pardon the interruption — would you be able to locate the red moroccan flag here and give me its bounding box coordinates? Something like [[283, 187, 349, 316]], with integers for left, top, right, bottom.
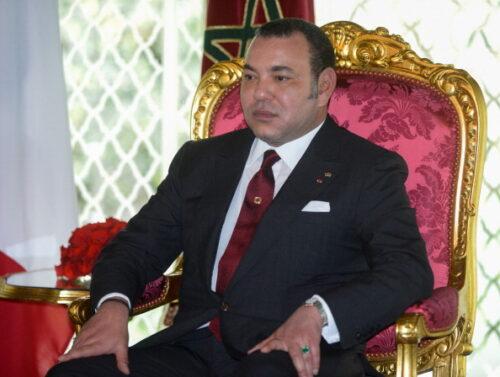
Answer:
[[202, 0, 314, 73]]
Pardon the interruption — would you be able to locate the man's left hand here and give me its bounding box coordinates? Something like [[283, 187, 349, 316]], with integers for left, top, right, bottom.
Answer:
[[248, 305, 323, 377]]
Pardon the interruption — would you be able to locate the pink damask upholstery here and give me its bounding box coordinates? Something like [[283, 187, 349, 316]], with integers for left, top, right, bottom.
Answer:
[[366, 286, 458, 354], [209, 69, 460, 355], [210, 85, 246, 137], [135, 276, 167, 307], [330, 71, 458, 289]]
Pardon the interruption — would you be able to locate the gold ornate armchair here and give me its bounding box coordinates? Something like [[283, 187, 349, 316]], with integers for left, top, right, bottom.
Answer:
[[69, 21, 486, 377]]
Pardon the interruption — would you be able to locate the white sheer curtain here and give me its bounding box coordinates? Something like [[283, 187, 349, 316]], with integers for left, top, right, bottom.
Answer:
[[0, 0, 77, 270]]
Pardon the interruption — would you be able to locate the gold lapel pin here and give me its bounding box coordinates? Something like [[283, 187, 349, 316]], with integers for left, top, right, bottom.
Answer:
[[324, 171, 333, 178], [254, 196, 262, 205]]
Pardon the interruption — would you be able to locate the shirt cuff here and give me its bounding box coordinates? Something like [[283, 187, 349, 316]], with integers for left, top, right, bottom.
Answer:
[[312, 294, 340, 344], [96, 292, 131, 311]]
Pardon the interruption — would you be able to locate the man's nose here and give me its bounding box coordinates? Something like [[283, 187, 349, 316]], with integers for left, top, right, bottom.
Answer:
[[253, 78, 272, 100]]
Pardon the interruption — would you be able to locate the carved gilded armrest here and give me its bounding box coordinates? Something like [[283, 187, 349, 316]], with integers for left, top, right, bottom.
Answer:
[[68, 273, 182, 333], [395, 287, 461, 377]]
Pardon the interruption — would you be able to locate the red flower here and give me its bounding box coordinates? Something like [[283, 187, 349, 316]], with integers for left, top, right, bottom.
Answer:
[[55, 217, 127, 281]]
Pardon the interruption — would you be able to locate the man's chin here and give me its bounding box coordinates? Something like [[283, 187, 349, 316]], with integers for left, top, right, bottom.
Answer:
[[254, 133, 284, 147], [247, 123, 283, 145]]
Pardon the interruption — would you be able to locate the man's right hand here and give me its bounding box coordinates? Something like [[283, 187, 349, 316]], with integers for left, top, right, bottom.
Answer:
[[59, 299, 130, 375]]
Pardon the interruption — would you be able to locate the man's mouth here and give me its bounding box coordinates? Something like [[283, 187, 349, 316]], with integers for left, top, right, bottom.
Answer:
[[252, 110, 277, 121]]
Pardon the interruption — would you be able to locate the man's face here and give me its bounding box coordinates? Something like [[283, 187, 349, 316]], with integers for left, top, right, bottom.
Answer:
[[240, 33, 328, 146]]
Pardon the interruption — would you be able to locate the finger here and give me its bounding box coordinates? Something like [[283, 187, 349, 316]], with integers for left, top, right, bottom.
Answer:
[[58, 353, 72, 362], [288, 347, 309, 377], [59, 348, 82, 362], [259, 338, 288, 353], [309, 344, 320, 375], [115, 346, 130, 375], [248, 337, 270, 354], [58, 344, 104, 362], [302, 351, 314, 377], [69, 336, 101, 354]]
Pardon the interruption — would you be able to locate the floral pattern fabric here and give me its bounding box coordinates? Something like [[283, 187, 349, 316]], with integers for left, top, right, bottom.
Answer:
[[330, 72, 458, 288]]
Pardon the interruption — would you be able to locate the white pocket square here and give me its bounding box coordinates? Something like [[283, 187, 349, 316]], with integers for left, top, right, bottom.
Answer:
[[301, 200, 330, 212]]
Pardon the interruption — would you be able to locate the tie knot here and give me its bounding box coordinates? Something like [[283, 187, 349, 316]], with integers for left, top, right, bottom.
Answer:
[[261, 149, 280, 171]]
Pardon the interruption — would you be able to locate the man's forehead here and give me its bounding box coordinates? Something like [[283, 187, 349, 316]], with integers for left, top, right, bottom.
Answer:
[[245, 33, 308, 55], [244, 34, 309, 71], [244, 63, 294, 73]]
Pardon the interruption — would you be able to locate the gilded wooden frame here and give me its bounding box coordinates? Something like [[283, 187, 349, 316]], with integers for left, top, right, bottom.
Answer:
[[0, 274, 88, 305]]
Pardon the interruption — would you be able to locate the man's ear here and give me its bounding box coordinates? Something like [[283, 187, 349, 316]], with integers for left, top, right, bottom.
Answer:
[[317, 67, 337, 107]]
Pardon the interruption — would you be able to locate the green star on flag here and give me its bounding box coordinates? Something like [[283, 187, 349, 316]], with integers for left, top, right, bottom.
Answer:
[[202, 0, 314, 73]]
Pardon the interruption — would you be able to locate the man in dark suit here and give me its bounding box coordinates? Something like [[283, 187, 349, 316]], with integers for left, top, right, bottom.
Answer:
[[48, 18, 433, 377]]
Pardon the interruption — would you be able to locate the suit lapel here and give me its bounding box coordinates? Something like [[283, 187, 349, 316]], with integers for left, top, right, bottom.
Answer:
[[225, 117, 346, 292], [199, 129, 255, 285]]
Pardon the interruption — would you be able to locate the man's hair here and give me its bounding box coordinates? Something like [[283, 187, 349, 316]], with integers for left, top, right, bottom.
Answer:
[[254, 18, 335, 82]]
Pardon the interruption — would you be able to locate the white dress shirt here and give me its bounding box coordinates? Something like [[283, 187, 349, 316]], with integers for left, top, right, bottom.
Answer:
[[100, 119, 340, 344]]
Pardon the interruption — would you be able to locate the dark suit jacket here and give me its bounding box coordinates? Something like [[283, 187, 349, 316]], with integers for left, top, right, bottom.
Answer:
[[91, 116, 433, 371]]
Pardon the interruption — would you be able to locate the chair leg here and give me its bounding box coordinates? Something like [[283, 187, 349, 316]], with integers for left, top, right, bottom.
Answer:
[[433, 354, 452, 377], [456, 353, 468, 377], [396, 342, 418, 377], [431, 325, 472, 377], [432, 348, 469, 377]]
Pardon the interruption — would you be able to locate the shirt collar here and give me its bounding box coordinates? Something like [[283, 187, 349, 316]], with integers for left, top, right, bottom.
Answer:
[[247, 118, 326, 171]]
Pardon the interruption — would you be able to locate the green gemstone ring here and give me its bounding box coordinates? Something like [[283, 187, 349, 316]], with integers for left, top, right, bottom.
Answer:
[[301, 345, 310, 354]]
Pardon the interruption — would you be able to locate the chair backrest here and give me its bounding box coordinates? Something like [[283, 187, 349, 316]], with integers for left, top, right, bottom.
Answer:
[[190, 20, 486, 372], [331, 70, 457, 289], [192, 20, 485, 290]]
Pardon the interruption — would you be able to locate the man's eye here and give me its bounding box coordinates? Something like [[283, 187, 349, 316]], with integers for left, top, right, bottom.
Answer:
[[275, 75, 289, 82], [243, 74, 254, 81]]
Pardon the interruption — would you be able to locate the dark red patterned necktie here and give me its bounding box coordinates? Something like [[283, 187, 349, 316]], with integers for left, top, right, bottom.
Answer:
[[209, 149, 280, 340]]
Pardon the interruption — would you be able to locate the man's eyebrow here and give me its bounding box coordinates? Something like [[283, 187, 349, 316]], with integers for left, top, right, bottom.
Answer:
[[270, 65, 294, 73], [243, 64, 294, 74]]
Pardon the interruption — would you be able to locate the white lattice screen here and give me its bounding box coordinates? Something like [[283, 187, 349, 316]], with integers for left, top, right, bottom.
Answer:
[[59, 0, 205, 225]]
